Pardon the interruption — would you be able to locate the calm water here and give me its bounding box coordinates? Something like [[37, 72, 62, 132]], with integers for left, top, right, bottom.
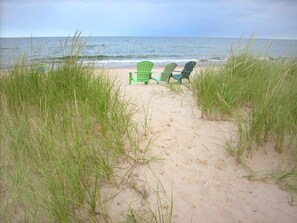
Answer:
[[0, 36, 296, 67]]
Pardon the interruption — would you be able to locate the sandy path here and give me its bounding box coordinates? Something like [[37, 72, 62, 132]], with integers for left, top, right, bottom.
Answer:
[[104, 67, 297, 223]]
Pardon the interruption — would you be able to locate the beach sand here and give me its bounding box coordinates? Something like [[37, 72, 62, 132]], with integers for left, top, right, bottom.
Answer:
[[97, 67, 297, 222]]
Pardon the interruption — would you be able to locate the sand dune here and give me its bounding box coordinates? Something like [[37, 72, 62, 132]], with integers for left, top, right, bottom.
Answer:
[[100, 67, 297, 223]]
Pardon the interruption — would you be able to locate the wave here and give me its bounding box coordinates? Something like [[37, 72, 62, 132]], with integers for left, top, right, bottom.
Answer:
[[42, 54, 228, 60], [88, 58, 229, 66], [91, 58, 198, 64], [30, 54, 290, 68], [32, 54, 230, 66], [44, 54, 186, 61]]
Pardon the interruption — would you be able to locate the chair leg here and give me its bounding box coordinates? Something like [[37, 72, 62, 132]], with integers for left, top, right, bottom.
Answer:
[[129, 73, 132, 85]]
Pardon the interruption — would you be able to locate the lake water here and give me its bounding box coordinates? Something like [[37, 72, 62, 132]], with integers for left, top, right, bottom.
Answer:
[[0, 36, 296, 68]]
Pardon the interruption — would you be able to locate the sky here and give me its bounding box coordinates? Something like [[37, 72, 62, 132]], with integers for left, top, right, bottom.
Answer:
[[1, 0, 297, 39]]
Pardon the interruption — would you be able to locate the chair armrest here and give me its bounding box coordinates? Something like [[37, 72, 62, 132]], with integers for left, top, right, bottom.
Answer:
[[134, 71, 153, 74], [150, 71, 162, 75]]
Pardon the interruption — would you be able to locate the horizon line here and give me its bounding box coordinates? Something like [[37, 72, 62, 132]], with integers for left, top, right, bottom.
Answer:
[[1, 35, 297, 41]]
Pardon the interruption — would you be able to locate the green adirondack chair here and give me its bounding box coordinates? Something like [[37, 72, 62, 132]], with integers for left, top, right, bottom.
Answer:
[[129, 61, 154, 85], [151, 63, 177, 84], [170, 61, 196, 84]]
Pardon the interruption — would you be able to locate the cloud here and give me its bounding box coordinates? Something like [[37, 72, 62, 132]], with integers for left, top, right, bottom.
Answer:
[[1, 0, 297, 38]]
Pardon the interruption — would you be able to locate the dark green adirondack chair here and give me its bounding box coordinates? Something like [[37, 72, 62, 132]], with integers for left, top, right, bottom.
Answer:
[[151, 63, 177, 84], [129, 61, 154, 85], [170, 61, 196, 84]]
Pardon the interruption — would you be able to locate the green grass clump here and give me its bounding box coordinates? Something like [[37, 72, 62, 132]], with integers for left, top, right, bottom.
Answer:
[[191, 39, 297, 196], [0, 34, 168, 222]]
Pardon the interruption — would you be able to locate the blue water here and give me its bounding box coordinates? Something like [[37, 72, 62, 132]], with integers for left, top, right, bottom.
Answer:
[[0, 36, 296, 67]]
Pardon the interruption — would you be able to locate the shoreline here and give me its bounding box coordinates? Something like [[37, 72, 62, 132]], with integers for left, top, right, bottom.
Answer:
[[0, 60, 226, 70]]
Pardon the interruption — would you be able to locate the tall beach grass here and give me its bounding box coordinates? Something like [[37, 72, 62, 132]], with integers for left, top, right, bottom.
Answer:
[[0, 34, 172, 222], [191, 38, 297, 197]]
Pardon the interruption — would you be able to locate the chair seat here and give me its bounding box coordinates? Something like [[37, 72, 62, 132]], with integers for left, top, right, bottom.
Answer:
[[171, 74, 183, 80], [150, 76, 161, 84]]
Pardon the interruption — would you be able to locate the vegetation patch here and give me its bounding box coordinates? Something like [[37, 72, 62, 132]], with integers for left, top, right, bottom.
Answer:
[[191, 39, 297, 200], [0, 34, 172, 222]]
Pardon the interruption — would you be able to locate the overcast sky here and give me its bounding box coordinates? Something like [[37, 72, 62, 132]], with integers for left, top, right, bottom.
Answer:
[[1, 0, 297, 39]]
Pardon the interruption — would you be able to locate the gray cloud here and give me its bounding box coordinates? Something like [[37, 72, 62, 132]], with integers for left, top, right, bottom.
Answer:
[[1, 0, 296, 38]]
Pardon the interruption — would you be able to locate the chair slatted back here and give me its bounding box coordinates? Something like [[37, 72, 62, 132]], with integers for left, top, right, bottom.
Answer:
[[137, 61, 154, 80], [161, 63, 177, 82], [181, 61, 196, 78]]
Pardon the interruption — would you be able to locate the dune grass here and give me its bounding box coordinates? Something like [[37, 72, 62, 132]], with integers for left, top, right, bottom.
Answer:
[[0, 34, 172, 222], [191, 39, 297, 197]]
